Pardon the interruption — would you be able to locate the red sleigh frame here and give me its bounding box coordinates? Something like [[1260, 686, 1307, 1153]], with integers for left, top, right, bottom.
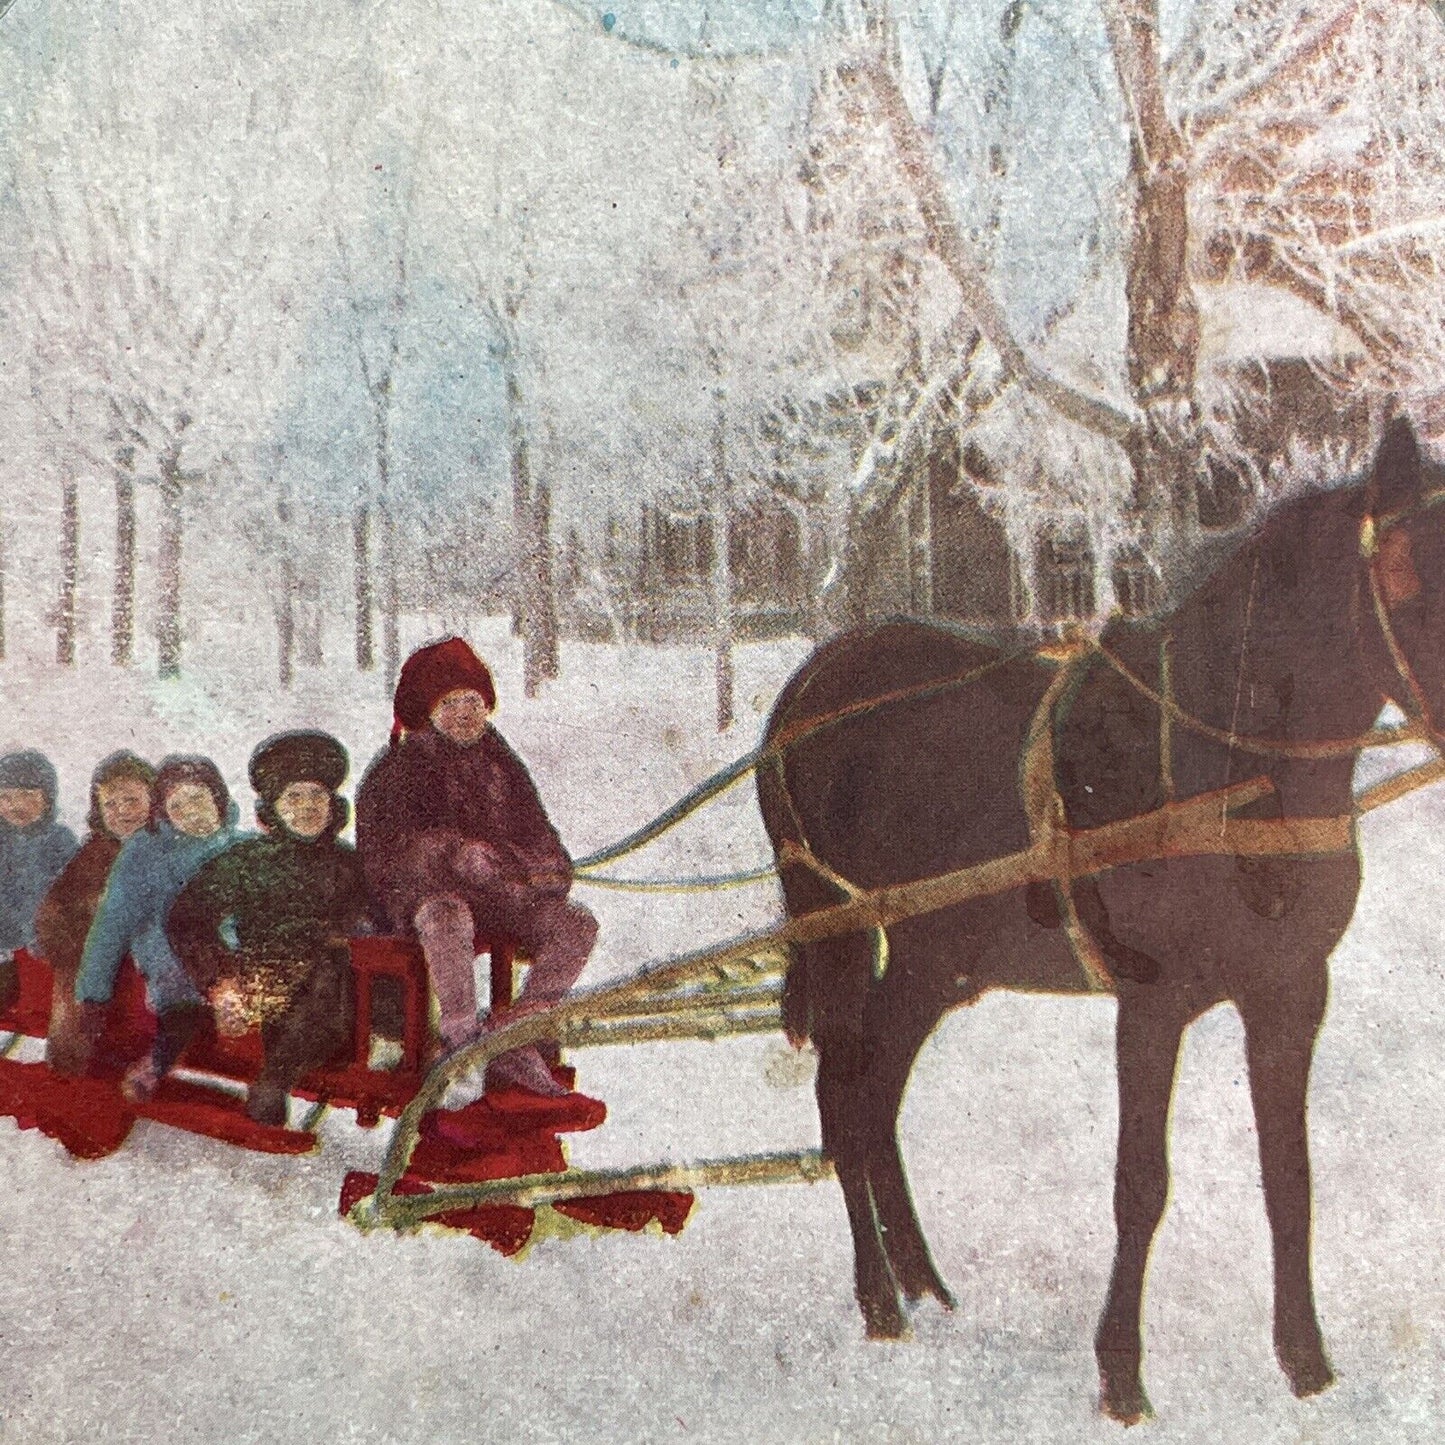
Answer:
[[0, 936, 517, 1147]]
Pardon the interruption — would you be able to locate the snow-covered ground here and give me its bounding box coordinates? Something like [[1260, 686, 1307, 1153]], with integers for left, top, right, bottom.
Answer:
[[2, 627, 1445, 1444]]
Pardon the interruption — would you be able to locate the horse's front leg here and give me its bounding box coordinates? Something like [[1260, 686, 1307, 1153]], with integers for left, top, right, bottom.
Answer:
[[1096, 992, 1189, 1425], [810, 930, 908, 1341], [1241, 993, 1334, 1399]]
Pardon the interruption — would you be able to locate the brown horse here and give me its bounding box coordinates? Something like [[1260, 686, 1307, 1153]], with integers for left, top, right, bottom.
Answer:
[[757, 418, 1445, 1422]]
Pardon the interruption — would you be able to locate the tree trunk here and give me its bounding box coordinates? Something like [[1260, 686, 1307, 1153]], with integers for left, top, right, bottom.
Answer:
[[1104, 0, 1201, 518], [711, 392, 734, 732], [56, 471, 79, 665], [381, 508, 401, 691], [509, 368, 534, 688], [506, 362, 558, 698], [299, 579, 323, 668], [373, 396, 402, 689], [274, 496, 296, 689], [353, 505, 375, 671], [277, 554, 296, 689], [156, 469, 184, 679], [534, 476, 559, 684], [907, 471, 933, 616], [112, 473, 136, 666]]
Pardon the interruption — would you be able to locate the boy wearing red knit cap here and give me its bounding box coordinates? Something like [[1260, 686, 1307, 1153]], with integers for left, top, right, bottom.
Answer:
[[356, 637, 596, 1098]]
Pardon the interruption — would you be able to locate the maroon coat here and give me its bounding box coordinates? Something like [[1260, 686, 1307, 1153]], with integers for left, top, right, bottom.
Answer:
[[37, 833, 124, 1072], [355, 725, 572, 933], [35, 834, 122, 982]]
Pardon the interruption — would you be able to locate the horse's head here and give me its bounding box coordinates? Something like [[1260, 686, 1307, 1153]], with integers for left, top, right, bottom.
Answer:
[[1361, 417, 1445, 740]]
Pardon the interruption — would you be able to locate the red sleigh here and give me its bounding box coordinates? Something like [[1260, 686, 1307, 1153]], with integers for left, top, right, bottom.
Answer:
[[0, 936, 519, 1142], [0, 941, 693, 1254]]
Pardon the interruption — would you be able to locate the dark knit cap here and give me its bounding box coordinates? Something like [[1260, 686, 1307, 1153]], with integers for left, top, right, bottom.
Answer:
[[249, 731, 349, 802], [151, 755, 230, 830], [87, 751, 157, 834], [391, 637, 496, 746], [0, 750, 59, 804]]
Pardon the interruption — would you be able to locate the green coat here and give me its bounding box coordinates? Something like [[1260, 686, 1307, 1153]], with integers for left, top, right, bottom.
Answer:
[[166, 832, 373, 1021]]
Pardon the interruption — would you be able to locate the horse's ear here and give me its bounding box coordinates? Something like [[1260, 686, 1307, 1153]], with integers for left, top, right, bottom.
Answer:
[[1377, 524, 1422, 607], [1370, 415, 1425, 514]]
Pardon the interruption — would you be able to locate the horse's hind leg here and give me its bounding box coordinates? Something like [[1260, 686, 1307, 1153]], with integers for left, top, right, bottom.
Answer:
[[812, 935, 907, 1340], [1240, 991, 1334, 1399], [863, 968, 957, 1312], [1096, 992, 1190, 1425]]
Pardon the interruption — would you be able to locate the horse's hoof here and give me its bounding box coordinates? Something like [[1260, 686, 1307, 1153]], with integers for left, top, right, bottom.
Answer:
[[1098, 1362, 1152, 1426], [1280, 1345, 1335, 1400], [1099, 1383, 1152, 1426], [913, 1279, 956, 1312], [862, 1299, 910, 1341], [899, 1266, 956, 1312]]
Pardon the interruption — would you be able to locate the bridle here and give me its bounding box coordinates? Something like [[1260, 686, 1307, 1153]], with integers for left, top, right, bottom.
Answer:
[[1359, 485, 1445, 755]]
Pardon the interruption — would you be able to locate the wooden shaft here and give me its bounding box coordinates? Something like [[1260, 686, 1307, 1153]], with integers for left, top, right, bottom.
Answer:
[[581, 985, 782, 1024], [358, 1149, 835, 1230], [1355, 759, 1445, 815], [560, 1009, 783, 1049]]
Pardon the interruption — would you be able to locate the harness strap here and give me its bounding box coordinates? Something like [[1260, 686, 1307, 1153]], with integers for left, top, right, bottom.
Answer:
[[1159, 632, 1175, 801], [1360, 515, 1439, 741], [1092, 642, 1424, 759], [777, 841, 888, 979], [574, 650, 1028, 873], [1021, 642, 1115, 992], [1216, 816, 1354, 855]]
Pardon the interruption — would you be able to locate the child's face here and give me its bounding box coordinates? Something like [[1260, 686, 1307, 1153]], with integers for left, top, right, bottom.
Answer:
[[430, 688, 492, 746], [0, 788, 47, 829], [273, 781, 331, 841], [164, 783, 222, 838], [97, 777, 151, 840]]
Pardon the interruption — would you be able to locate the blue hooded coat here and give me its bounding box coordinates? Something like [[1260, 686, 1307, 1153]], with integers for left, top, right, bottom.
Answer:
[[76, 805, 240, 1013], [0, 750, 78, 954]]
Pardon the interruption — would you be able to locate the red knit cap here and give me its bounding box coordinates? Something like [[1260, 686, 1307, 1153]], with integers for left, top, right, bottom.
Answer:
[[391, 637, 497, 745]]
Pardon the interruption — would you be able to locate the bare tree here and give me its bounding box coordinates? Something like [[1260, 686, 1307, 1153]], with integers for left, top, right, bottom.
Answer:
[[13, 40, 285, 676], [55, 463, 80, 666], [486, 281, 560, 697], [334, 183, 415, 687], [709, 386, 735, 731], [814, 0, 1445, 611], [1182, 1, 1445, 431], [30, 393, 83, 666]]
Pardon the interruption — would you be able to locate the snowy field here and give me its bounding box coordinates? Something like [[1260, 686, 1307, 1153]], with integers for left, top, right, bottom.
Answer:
[[2, 622, 1445, 1443]]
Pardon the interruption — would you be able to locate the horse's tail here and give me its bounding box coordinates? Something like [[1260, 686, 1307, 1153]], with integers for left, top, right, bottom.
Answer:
[[753, 742, 812, 1048], [757, 667, 821, 1048]]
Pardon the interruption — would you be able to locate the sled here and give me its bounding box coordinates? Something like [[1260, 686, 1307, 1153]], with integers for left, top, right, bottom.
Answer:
[[0, 932, 697, 1248], [0, 935, 518, 1150]]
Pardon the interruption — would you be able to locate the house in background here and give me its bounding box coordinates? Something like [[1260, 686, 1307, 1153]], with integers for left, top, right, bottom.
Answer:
[[847, 278, 1376, 634], [560, 493, 812, 644], [553, 280, 1376, 648]]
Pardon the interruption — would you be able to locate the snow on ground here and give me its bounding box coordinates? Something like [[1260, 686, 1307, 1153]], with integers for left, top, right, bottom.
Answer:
[[1, 627, 1445, 1443]]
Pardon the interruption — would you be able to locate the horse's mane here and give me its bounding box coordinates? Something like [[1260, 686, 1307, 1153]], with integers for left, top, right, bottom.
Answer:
[[1109, 471, 1376, 644]]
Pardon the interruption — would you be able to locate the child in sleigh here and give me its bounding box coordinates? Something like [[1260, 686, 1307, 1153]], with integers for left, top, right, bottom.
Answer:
[[166, 732, 373, 1126]]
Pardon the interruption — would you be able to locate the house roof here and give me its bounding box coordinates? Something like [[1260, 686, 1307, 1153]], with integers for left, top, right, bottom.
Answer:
[[1195, 281, 1368, 365]]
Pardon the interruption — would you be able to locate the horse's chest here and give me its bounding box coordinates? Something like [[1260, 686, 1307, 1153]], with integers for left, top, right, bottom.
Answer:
[[1095, 851, 1362, 982]]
